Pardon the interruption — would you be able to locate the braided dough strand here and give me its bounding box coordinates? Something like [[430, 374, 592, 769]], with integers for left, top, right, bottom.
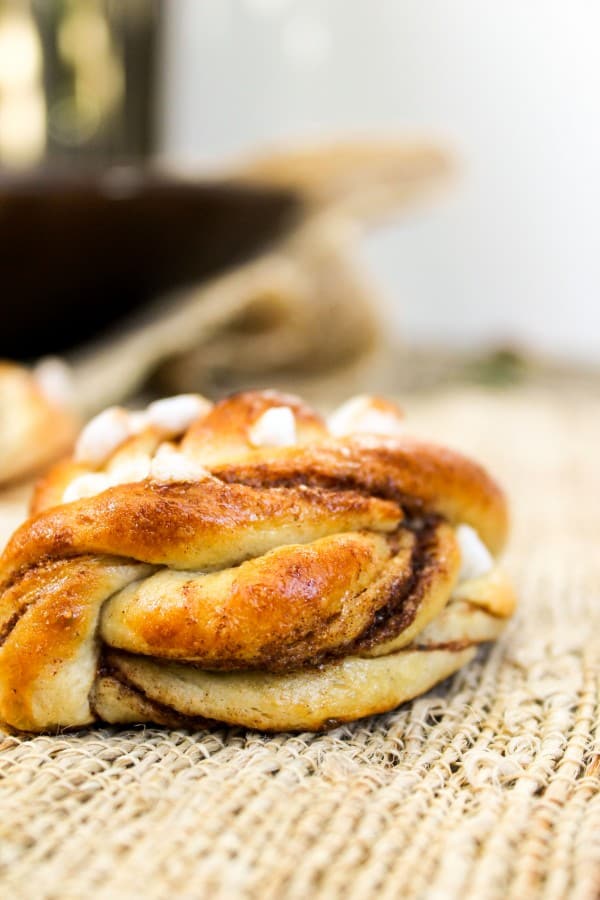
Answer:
[[0, 390, 515, 732]]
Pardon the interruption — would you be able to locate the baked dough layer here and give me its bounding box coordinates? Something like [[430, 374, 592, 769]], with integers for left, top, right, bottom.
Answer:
[[0, 390, 515, 732]]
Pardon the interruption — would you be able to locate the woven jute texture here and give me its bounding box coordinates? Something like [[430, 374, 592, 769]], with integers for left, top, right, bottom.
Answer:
[[0, 385, 599, 900]]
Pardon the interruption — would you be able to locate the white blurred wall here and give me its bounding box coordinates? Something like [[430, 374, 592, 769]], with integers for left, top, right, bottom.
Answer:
[[159, 0, 600, 363]]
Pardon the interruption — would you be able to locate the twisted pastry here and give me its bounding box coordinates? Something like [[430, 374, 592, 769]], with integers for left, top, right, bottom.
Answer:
[[0, 391, 515, 732], [0, 360, 77, 486]]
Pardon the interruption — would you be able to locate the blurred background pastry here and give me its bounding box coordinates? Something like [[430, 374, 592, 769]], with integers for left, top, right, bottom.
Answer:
[[0, 359, 78, 544], [0, 359, 76, 485]]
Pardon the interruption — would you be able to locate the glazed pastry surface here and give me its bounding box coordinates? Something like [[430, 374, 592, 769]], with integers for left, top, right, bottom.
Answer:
[[0, 390, 515, 732]]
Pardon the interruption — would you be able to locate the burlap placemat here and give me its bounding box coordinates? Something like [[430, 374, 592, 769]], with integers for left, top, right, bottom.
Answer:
[[0, 385, 598, 900]]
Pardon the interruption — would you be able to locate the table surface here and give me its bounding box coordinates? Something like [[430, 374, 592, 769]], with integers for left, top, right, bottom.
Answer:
[[0, 383, 599, 900]]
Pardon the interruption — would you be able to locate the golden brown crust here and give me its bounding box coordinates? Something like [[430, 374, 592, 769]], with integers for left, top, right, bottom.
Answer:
[[0, 389, 514, 733], [183, 389, 328, 462], [0, 556, 149, 731], [98, 524, 461, 672], [213, 437, 508, 554], [2, 480, 400, 584], [100, 530, 399, 669]]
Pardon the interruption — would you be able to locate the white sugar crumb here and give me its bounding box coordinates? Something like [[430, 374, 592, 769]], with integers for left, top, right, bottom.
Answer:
[[328, 395, 405, 438], [75, 408, 132, 465], [128, 411, 149, 434], [107, 454, 152, 485], [74, 395, 211, 466], [33, 357, 73, 407], [63, 442, 208, 501], [456, 524, 494, 582], [150, 444, 210, 483], [64, 453, 152, 503], [146, 395, 211, 437], [63, 473, 112, 504], [249, 407, 297, 448]]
